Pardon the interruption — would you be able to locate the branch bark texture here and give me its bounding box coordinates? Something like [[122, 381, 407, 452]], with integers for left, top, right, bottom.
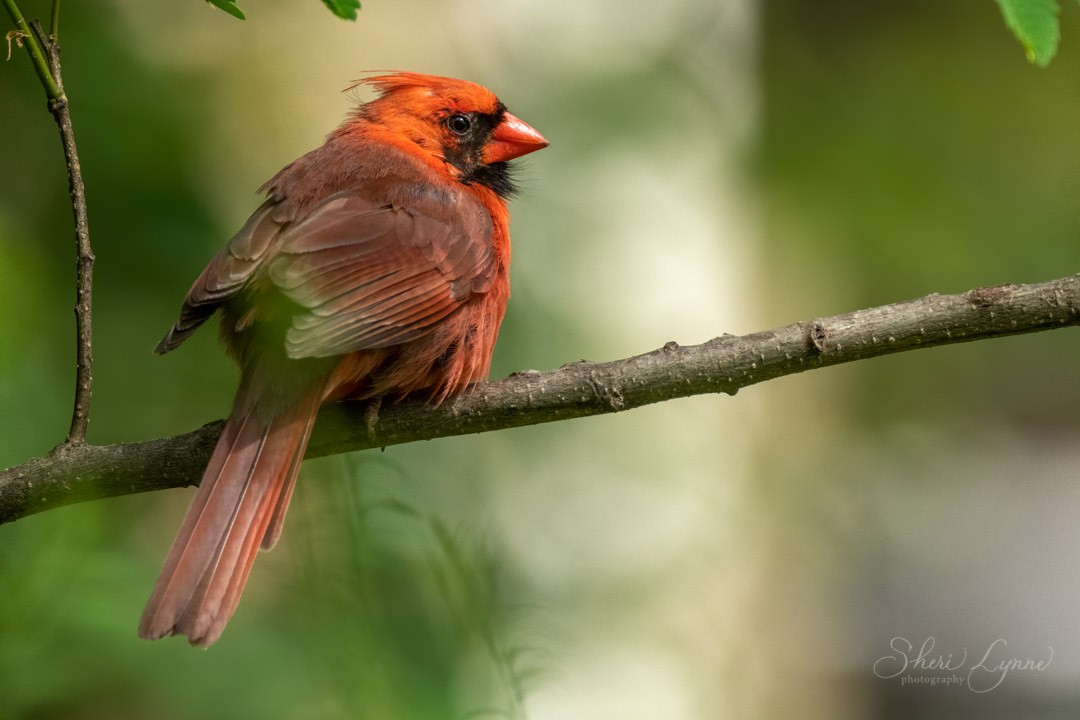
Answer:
[[2, 274, 1078, 525]]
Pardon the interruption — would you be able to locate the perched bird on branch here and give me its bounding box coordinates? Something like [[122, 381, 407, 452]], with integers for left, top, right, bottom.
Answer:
[[138, 72, 548, 647]]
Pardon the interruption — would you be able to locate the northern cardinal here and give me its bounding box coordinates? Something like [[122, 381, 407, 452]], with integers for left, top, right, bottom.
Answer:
[[138, 72, 547, 646]]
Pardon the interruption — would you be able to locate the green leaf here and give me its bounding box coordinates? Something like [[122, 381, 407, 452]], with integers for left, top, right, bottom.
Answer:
[[205, 0, 246, 20], [321, 0, 361, 21], [994, 0, 1060, 66]]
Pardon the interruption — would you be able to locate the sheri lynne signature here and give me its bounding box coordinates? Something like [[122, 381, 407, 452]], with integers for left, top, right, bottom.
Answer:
[[873, 636, 1053, 693]]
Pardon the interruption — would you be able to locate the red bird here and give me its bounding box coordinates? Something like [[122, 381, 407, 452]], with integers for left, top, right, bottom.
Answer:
[[139, 73, 547, 646]]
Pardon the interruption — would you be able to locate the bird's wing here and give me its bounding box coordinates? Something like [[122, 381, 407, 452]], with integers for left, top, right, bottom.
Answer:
[[156, 200, 287, 354], [157, 186, 497, 359], [270, 190, 496, 358]]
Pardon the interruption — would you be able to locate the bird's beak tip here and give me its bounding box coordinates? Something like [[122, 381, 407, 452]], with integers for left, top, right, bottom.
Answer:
[[483, 112, 549, 164]]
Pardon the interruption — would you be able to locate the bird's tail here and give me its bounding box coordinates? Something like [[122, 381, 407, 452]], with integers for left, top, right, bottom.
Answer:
[[138, 370, 323, 647]]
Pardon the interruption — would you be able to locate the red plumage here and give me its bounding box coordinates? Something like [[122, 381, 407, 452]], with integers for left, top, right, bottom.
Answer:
[[139, 73, 547, 646]]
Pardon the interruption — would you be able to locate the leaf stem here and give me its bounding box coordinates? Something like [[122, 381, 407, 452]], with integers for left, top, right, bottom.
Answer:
[[49, 0, 59, 39], [2, 0, 61, 99]]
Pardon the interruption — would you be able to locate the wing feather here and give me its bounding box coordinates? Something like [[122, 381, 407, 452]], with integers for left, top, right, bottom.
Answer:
[[158, 182, 496, 359], [156, 202, 282, 353], [274, 189, 494, 357]]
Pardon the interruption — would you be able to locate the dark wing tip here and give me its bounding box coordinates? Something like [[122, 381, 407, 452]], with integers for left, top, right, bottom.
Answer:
[[155, 330, 180, 355]]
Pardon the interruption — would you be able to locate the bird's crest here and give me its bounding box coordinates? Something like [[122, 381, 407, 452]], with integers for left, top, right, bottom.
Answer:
[[347, 72, 501, 114]]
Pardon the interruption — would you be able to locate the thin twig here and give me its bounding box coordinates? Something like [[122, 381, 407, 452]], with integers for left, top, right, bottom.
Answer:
[[17, 14, 95, 445], [50, 57, 94, 446], [1, 274, 1078, 525], [6, 5, 94, 444]]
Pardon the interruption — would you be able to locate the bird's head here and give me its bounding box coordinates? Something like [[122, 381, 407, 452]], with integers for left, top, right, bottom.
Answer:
[[349, 72, 548, 197]]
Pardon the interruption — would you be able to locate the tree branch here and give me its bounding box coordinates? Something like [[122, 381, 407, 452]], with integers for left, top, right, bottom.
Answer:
[[5, 5, 96, 445], [2, 274, 1078, 525], [45, 41, 95, 447]]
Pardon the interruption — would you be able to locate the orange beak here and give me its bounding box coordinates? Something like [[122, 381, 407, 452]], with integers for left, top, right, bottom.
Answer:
[[482, 112, 549, 164]]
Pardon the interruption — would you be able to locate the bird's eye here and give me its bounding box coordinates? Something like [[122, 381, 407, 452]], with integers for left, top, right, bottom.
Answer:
[[447, 114, 472, 135]]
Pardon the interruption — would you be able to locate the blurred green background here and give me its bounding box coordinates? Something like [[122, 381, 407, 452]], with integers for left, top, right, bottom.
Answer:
[[2, 0, 1080, 718]]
